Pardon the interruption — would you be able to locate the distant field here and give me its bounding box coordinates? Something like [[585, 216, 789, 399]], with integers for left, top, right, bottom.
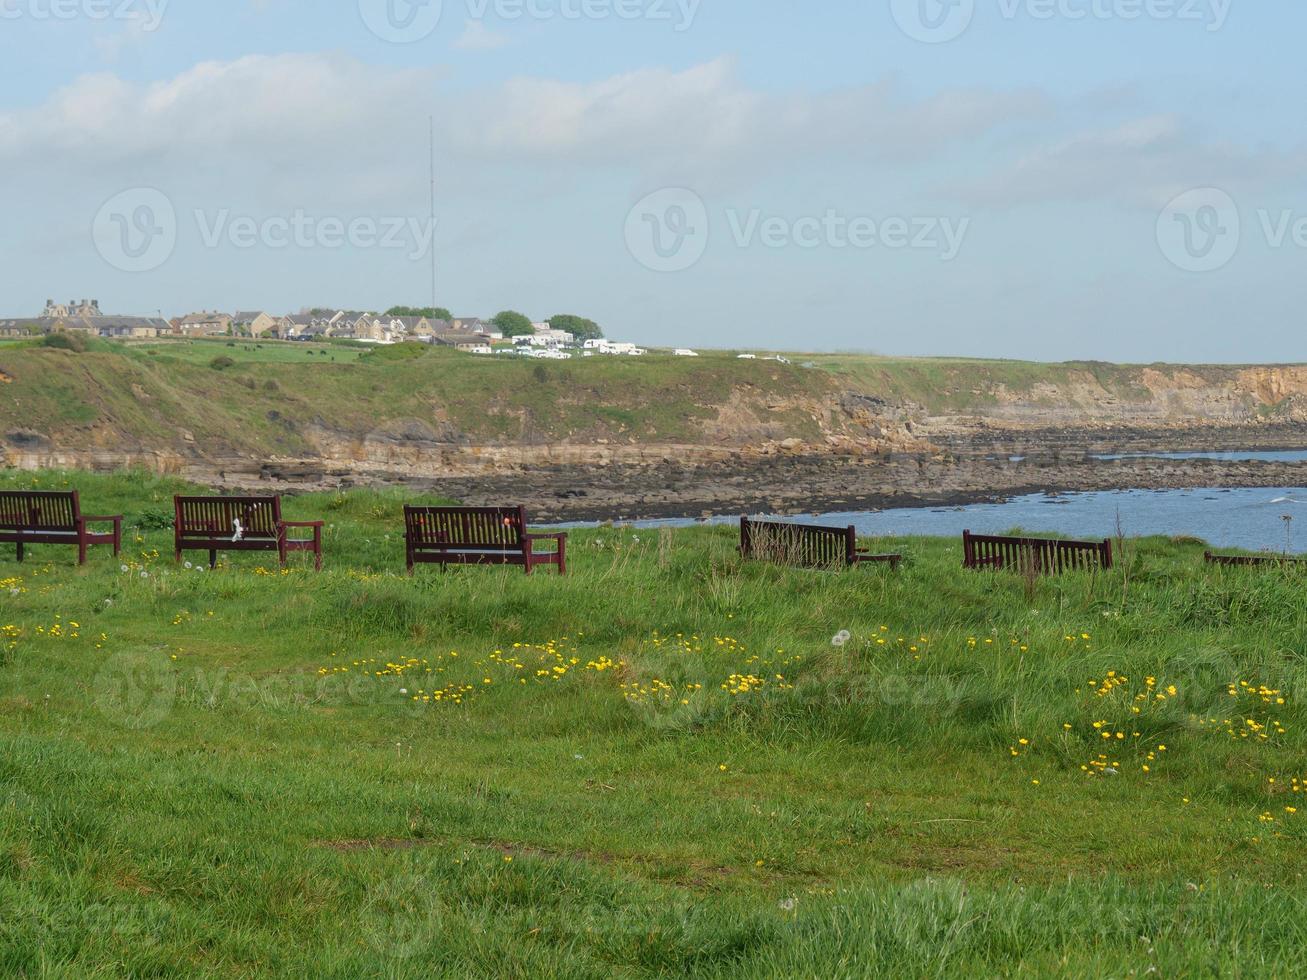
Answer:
[[131, 337, 370, 366], [3, 470, 1307, 976]]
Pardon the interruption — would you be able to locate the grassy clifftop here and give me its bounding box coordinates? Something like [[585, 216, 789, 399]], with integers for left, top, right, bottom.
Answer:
[[1, 338, 1304, 460]]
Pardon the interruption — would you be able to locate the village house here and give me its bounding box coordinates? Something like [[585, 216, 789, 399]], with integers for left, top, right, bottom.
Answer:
[[94, 317, 167, 339], [42, 298, 101, 318], [278, 314, 316, 339], [231, 312, 278, 337], [177, 312, 233, 337]]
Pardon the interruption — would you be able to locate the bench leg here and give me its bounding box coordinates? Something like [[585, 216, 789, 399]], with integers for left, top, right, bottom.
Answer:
[[78, 535, 88, 566], [209, 549, 217, 570], [15, 541, 23, 564], [557, 539, 567, 576]]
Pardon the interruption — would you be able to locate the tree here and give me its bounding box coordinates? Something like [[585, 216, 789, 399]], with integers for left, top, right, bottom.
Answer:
[[387, 306, 452, 321], [548, 314, 603, 341], [493, 310, 535, 337]]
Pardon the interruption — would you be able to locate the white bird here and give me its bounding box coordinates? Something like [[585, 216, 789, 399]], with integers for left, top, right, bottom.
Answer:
[[232, 519, 244, 543]]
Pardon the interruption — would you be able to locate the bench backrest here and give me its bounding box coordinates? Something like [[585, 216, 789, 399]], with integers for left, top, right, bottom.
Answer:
[[405, 506, 526, 551], [964, 530, 1112, 572], [0, 490, 81, 531], [175, 496, 283, 539], [741, 517, 855, 567]]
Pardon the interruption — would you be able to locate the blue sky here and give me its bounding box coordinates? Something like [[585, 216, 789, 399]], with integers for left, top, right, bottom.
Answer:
[[1, 0, 1304, 360]]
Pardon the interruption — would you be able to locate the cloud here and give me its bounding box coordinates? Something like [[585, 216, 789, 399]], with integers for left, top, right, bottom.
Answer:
[[454, 19, 511, 50], [955, 115, 1307, 209], [450, 57, 1049, 184], [0, 53, 1046, 194]]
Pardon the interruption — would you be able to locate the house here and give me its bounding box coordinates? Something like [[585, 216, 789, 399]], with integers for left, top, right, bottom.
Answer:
[[231, 312, 278, 337], [329, 311, 371, 336], [43, 298, 101, 318], [0, 319, 40, 337], [352, 315, 396, 343], [177, 312, 233, 337], [278, 314, 317, 339], [430, 330, 488, 352], [94, 317, 167, 339], [392, 316, 433, 338]]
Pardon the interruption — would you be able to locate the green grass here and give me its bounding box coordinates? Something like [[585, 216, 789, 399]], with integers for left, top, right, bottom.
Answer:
[[4, 470, 1307, 976]]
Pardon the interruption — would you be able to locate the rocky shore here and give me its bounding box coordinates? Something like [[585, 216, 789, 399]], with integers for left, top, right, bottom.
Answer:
[[4, 440, 1305, 523]]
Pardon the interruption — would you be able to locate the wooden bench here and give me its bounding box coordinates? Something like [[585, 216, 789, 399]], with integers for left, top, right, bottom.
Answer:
[[404, 506, 567, 575], [0, 490, 121, 565], [963, 530, 1112, 574], [1205, 551, 1306, 569], [173, 495, 323, 570], [740, 517, 902, 570]]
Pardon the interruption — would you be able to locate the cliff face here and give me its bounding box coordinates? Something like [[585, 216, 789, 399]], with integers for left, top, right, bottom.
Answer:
[[1, 346, 1306, 503]]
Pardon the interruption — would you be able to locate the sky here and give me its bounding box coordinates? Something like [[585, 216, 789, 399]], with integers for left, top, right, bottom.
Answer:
[[0, 0, 1304, 361]]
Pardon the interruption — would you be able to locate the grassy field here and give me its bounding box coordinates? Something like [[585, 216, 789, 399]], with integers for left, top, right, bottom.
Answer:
[[4, 470, 1307, 976], [131, 338, 371, 366]]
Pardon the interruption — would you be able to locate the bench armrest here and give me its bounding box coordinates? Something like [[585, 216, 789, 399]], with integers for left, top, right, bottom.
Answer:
[[525, 532, 567, 543], [279, 520, 324, 529], [79, 514, 122, 525]]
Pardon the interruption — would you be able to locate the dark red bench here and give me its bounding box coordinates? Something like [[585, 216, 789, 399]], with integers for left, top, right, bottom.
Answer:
[[1205, 551, 1306, 569], [963, 530, 1112, 574], [0, 490, 121, 564], [404, 506, 566, 575], [740, 517, 901, 570], [174, 495, 323, 570]]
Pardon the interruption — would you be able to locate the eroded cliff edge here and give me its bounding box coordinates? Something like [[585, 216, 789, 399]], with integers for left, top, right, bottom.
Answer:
[[3, 345, 1305, 519]]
